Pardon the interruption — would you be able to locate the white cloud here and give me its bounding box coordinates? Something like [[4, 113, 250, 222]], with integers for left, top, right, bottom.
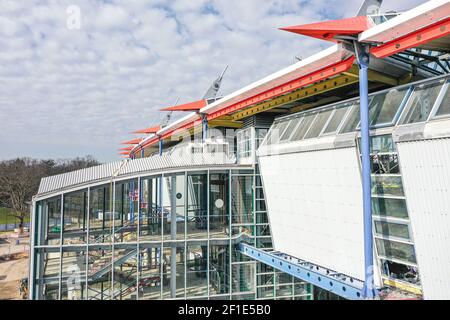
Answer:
[[0, 0, 428, 162]]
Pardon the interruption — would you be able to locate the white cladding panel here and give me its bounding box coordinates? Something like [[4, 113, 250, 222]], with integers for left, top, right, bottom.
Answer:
[[397, 138, 450, 300], [259, 147, 374, 282]]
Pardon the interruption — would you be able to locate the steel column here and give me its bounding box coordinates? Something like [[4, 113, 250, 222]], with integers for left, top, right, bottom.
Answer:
[[356, 43, 377, 299], [202, 116, 208, 143], [158, 139, 163, 156], [170, 175, 177, 298]]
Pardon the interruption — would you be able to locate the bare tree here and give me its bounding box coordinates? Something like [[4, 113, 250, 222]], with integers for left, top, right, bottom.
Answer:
[[0, 156, 100, 232]]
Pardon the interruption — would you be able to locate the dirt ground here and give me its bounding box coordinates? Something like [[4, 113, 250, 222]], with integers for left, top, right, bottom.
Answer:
[[0, 234, 29, 300]]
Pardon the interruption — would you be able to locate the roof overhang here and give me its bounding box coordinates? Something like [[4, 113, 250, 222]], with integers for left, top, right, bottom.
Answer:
[[200, 44, 354, 118], [160, 99, 207, 111], [280, 16, 373, 42]]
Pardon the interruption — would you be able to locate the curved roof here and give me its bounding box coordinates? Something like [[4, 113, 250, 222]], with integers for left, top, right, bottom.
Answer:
[[36, 151, 239, 198]]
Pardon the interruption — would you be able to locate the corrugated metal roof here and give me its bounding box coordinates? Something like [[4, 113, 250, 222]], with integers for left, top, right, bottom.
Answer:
[[37, 152, 237, 197]]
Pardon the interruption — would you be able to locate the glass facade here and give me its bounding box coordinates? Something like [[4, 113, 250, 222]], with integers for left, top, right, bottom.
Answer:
[[31, 167, 313, 300], [261, 76, 449, 148]]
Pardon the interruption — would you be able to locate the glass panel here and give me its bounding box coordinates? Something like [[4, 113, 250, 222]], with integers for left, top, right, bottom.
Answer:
[[187, 173, 208, 240], [435, 84, 450, 117], [161, 246, 185, 299], [323, 106, 349, 134], [140, 176, 163, 241], [257, 273, 274, 286], [372, 197, 409, 219], [261, 122, 283, 147], [279, 118, 300, 141], [369, 87, 408, 126], [61, 248, 87, 300], [371, 175, 404, 197], [87, 246, 112, 300], [376, 239, 416, 264], [209, 244, 230, 295], [371, 154, 400, 174], [340, 102, 360, 133], [232, 263, 255, 293], [380, 259, 421, 286], [46, 197, 62, 246], [304, 109, 333, 139], [401, 80, 444, 124], [290, 114, 316, 141], [374, 221, 410, 240], [294, 280, 311, 296], [371, 135, 396, 153], [257, 286, 275, 299], [276, 284, 293, 297], [231, 175, 253, 225], [89, 185, 112, 244], [138, 245, 162, 300], [186, 243, 208, 297], [162, 175, 185, 241], [63, 190, 87, 245], [112, 247, 138, 300], [209, 172, 229, 239], [34, 248, 60, 300], [114, 180, 138, 243]]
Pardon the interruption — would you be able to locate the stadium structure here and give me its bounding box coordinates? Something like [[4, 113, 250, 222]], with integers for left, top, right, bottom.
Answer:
[[29, 0, 450, 300]]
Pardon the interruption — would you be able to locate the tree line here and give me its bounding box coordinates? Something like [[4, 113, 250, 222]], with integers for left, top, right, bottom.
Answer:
[[0, 156, 101, 229]]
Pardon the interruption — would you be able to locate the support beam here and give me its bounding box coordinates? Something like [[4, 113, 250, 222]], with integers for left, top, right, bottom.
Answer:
[[209, 57, 355, 121], [344, 65, 399, 86], [231, 73, 359, 120], [371, 18, 450, 59], [239, 243, 366, 300], [355, 42, 377, 300], [208, 119, 243, 129], [158, 139, 163, 156]]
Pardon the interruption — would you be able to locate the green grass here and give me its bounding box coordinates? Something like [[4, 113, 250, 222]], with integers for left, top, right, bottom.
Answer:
[[0, 207, 30, 225]]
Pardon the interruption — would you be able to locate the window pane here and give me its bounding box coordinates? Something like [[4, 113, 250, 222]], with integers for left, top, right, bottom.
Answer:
[[187, 173, 208, 239], [369, 87, 408, 126], [380, 259, 421, 286], [372, 197, 409, 219], [374, 221, 410, 240], [290, 114, 316, 141], [209, 172, 229, 239], [340, 102, 360, 133], [401, 81, 444, 124], [304, 109, 333, 139], [371, 135, 396, 153], [371, 154, 400, 174], [435, 84, 450, 117], [231, 175, 253, 225], [263, 122, 283, 146], [279, 119, 300, 141], [323, 106, 349, 134], [371, 176, 404, 197], [376, 239, 416, 264]]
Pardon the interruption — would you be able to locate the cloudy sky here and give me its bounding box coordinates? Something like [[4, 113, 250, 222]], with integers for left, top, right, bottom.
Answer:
[[0, 0, 426, 162]]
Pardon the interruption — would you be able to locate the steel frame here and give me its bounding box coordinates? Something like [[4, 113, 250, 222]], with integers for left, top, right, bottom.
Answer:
[[239, 243, 366, 300]]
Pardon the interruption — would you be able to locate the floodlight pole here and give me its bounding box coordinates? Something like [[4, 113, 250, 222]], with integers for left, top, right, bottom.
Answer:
[[355, 41, 378, 299]]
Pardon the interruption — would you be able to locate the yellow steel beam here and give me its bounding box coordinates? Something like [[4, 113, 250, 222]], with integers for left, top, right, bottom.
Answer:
[[231, 74, 359, 121], [289, 96, 341, 114], [344, 65, 399, 86], [209, 119, 243, 129]]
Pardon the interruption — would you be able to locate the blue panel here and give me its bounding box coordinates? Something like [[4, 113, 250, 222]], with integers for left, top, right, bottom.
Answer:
[[240, 243, 367, 300]]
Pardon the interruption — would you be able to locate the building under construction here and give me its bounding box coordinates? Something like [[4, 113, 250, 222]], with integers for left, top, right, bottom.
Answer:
[[29, 0, 450, 300]]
